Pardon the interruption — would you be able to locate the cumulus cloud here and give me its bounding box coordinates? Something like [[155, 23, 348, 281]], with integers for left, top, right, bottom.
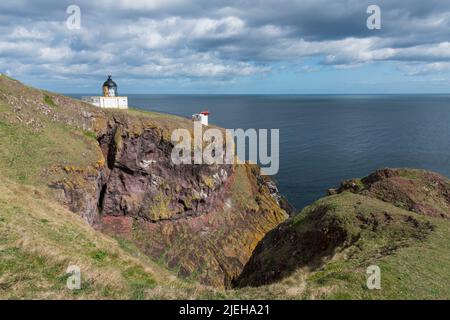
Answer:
[[0, 0, 450, 86]]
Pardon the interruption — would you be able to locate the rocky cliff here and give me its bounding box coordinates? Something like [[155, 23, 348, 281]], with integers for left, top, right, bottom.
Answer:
[[0, 75, 289, 288], [92, 113, 289, 287]]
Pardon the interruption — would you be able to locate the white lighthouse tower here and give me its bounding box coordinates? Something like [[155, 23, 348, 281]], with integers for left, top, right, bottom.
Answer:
[[82, 75, 128, 109]]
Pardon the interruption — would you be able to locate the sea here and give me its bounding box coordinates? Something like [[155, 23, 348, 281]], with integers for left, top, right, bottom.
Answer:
[[70, 94, 450, 210]]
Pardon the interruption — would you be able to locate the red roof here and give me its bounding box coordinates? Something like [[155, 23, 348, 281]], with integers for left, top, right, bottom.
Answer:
[[200, 110, 209, 115]]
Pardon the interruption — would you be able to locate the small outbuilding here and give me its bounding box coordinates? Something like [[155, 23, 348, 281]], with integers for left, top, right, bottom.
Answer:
[[192, 110, 209, 126]]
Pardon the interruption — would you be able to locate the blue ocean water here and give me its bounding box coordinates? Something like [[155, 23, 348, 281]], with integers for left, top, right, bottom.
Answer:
[[71, 94, 450, 210]]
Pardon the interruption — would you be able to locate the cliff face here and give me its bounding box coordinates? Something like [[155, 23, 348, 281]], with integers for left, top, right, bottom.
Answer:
[[0, 75, 289, 288], [101, 163, 288, 287], [52, 105, 289, 287], [98, 114, 234, 222], [0, 75, 287, 286]]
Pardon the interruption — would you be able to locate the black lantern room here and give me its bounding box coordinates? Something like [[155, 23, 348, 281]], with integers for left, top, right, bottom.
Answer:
[[103, 75, 118, 97]]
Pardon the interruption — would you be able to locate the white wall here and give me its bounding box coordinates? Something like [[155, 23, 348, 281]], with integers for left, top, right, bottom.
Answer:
[[82, 96, 128, 109]]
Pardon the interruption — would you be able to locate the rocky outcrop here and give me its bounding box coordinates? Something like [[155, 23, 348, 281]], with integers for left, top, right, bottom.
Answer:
[[51, 164, 108, 225], [97, 114, 234, 222], [336, 168, 450, 219], [235, 169, 447, 288], [53, 110, 289, 287]]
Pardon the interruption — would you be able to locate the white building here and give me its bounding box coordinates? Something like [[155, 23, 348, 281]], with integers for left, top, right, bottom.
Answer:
[[192, 110, 209, 126], [82, 75, 128, 109]]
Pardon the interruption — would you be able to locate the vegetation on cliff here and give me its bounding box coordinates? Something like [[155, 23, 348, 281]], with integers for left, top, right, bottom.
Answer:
[[0, 174, 234, 299], [1, 74, 450, 299], [234, 168, 450, 299]]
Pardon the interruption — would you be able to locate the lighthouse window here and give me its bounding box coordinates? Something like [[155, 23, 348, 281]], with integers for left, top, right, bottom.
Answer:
[[108, 87, 116, 97]]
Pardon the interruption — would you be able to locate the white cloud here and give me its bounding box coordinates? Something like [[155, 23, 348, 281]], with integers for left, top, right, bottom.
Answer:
[[1, 0, 450, 84]]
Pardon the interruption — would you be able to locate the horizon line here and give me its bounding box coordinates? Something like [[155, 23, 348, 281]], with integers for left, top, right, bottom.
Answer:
[[63, 92, 450, 96]]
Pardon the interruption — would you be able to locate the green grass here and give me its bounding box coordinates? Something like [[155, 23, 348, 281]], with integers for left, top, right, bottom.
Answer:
[[0, 111, 100, 186], [231, 192, 450, 299], [90, 250, 109, 263], [303, 215, 450, 299], [43, 94, 56, 108], [122, 266, 156, 299], [83, 130, 98, 140]]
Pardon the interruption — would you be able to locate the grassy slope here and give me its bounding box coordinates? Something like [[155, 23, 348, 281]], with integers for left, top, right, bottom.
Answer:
[[0, 175, 157, 299], [300, 194, 450, 299], [0, 175, 230, 299], [0, 107, 96, 187], [231, 192, 450, 299]]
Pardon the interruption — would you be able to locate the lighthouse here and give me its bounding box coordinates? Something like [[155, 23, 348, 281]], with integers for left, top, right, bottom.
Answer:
[[82, 75, 128, 109]]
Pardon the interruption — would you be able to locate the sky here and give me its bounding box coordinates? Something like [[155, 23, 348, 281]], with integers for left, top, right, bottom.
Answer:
[[1, 0, 450, 94]]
